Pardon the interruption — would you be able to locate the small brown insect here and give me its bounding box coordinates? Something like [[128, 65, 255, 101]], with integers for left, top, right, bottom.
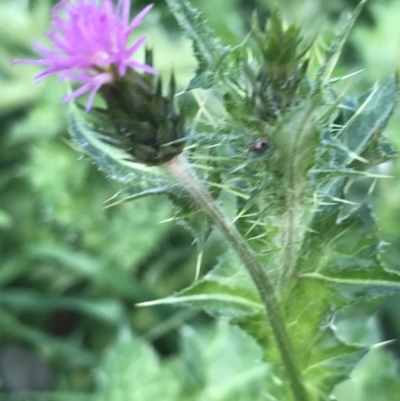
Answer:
[[248, 138, 270, 154]]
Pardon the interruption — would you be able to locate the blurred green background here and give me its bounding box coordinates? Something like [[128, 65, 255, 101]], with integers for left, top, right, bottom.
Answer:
[[2, 0, 400, 400]]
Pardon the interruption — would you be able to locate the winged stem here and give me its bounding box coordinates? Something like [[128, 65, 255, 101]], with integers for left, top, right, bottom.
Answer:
[[164, 154, 309, 401]]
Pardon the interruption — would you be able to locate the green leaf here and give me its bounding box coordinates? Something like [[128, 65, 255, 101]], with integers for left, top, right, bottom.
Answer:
[[67, 103, 174, 197], [27, 244, 146, 299], [165, 0, 235, 90], [296, 205, 400, 298], [303, 335, 367, 400], [314, 0, 369, 88], [0, 290, 125, 326], [276, 177, 400, 397], [174, 322, 271, 401], [334, 347, 400, 401], [139, 251, 261, 318], [334, 76, 399, 168], [142, 251, 365, 399], [295, 179, 400, 301], [96, 330, 179, 401]]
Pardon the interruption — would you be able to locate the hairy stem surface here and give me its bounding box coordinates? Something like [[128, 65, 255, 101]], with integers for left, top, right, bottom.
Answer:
[[164, 154, 309, 401], [280, 189, 301, 292]]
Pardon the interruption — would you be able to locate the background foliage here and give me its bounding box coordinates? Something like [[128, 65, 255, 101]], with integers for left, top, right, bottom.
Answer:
[[2, 0, 400, 400]]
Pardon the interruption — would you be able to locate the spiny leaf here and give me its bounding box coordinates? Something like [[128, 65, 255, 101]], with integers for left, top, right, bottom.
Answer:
[[138, 251, 262, 318], [344, 76, 399, 169], [315, 0, 369, 89], [309, 167, 389, 181], [297, 203, 400, 301], [176, 323, 272, 401], [138, 247, 366, 398], [137, 255, 269, 368], [303, 334, 367, 400], [311, 76, 398, 186], [295, 178, 400, 299], [165, 0, 235, 90], [278, 177, 400, 396], [68, 102, 172, 193]]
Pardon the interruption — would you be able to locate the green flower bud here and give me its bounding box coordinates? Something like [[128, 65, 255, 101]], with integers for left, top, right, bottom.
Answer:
[[98, 50, 185, 166], [250, 11, 311, 122]]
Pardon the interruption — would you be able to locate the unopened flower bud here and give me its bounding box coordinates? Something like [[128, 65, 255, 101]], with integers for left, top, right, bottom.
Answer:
[[99, 50, 185, 165]]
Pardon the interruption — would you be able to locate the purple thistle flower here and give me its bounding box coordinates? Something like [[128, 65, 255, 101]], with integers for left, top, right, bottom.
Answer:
[[13, 0, 157, 111]]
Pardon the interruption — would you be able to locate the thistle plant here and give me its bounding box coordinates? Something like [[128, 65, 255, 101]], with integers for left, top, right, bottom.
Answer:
[[13, 0, 400, 400], [13, 0, 157, 111]]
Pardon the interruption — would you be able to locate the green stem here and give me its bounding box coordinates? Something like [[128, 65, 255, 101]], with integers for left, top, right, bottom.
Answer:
[[279, 181, 303, 293], [280, 192, 298, 292], [164, 154, 309, 401]]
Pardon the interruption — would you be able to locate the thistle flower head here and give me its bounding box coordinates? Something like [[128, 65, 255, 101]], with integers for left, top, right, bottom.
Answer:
[[13, 0, 156, 111]]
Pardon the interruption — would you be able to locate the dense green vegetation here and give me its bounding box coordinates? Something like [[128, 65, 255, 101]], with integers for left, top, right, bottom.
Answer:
[[2, 0, 400, 400]]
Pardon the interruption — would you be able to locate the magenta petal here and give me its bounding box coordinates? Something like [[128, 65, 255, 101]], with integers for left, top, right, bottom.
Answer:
[[126, 4, 154, 33], [85, 88, 99, 111], [127, 60, 158, 75], [12, 59, 50, 66], [126, 36, 147, 57], [103, 0, 114, 15], [32, 42, 58, 57], [63, 83, 92, 103], [93, 72, 114, 86], [119, 0, 131, 26], [84, 73, 113, 110], [118, 63, 127, 77], [35, 66, 67, 81]]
